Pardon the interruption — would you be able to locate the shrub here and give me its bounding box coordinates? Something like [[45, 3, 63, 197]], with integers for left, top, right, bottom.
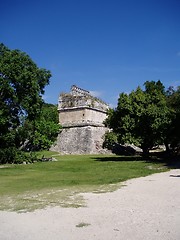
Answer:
[[0, 148, 38, 164]]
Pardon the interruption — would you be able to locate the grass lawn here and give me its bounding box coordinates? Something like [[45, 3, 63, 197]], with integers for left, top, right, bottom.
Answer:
[[0, 151, 169, 212]]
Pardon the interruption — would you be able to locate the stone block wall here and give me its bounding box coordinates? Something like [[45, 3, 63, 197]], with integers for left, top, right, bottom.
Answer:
[[59, 107, 107, 127], [51, 126, 109, 154]]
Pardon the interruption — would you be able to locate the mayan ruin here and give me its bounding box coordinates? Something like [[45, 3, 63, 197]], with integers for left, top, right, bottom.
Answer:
[[51, 85, 109, 154]]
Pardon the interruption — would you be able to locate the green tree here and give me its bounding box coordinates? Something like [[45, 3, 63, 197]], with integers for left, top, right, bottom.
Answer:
[[21, 103, 61, 150], [0, 43, 51, 163], [105, 80, 171, 156], [165, 86, 180, 153]]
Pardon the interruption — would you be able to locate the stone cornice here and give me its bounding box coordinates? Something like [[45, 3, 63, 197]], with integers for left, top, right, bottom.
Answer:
[[58, 106, 107, 114]]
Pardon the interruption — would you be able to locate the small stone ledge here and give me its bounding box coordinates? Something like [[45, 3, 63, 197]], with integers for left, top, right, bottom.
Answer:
[[62, 122, 105, 128], [58, 106, 107, 114]]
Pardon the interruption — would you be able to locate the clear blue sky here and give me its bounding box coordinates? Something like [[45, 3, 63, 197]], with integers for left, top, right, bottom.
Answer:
[[1, 0, 180, 107]]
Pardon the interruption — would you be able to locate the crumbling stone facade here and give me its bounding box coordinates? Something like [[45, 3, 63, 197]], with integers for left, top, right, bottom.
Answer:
[[51, 85, 109, 154]]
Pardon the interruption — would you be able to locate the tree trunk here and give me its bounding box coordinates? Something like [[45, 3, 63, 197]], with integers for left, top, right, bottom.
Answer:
[[164, 141, 170, 154], [142, 147, 149, 158]]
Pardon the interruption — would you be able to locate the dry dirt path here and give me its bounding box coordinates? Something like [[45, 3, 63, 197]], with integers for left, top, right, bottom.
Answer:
[[0, 169, 180, 240]]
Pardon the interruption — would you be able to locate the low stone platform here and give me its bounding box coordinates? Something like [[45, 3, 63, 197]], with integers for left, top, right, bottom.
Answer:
[[51, 126, 109, 154]]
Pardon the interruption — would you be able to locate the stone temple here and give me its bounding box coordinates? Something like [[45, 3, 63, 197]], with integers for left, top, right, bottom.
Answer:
[[51, 85, 109, 154]]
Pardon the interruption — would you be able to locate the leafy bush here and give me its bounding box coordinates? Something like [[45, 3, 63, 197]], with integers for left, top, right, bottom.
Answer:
[[103, 131, 118, 150], [0, 148, 38, 164]]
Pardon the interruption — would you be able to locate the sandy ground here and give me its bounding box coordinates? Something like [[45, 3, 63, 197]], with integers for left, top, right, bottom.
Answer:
[[0, 169, 180, 240]]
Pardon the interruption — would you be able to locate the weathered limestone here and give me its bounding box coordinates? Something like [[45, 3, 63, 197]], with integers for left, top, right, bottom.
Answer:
[[51, 85, 109, 154], [51, 126, 109, 154], [59, 107, 107, 127]]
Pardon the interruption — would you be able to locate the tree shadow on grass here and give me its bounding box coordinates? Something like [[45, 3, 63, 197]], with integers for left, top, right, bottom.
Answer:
[[91, 155, 143, 162], [92, 152, 180, 169], [148, 152, 180, 169]]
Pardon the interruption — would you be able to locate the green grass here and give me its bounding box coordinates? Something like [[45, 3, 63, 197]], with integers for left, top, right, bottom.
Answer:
[[76, 222, 91, 228], [0, 152, 168, 212]]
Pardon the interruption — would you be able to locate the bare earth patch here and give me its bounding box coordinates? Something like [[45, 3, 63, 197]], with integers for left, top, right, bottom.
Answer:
[[0, 169, 180, 240], [0, 183, 123, 212]]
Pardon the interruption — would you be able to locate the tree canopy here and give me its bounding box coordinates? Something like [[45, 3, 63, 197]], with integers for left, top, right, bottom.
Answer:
[[21, 103, 61, 151], [165, 86, 180, 153], [105, 80, 173, 156], [0, 43, 52, 163]]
